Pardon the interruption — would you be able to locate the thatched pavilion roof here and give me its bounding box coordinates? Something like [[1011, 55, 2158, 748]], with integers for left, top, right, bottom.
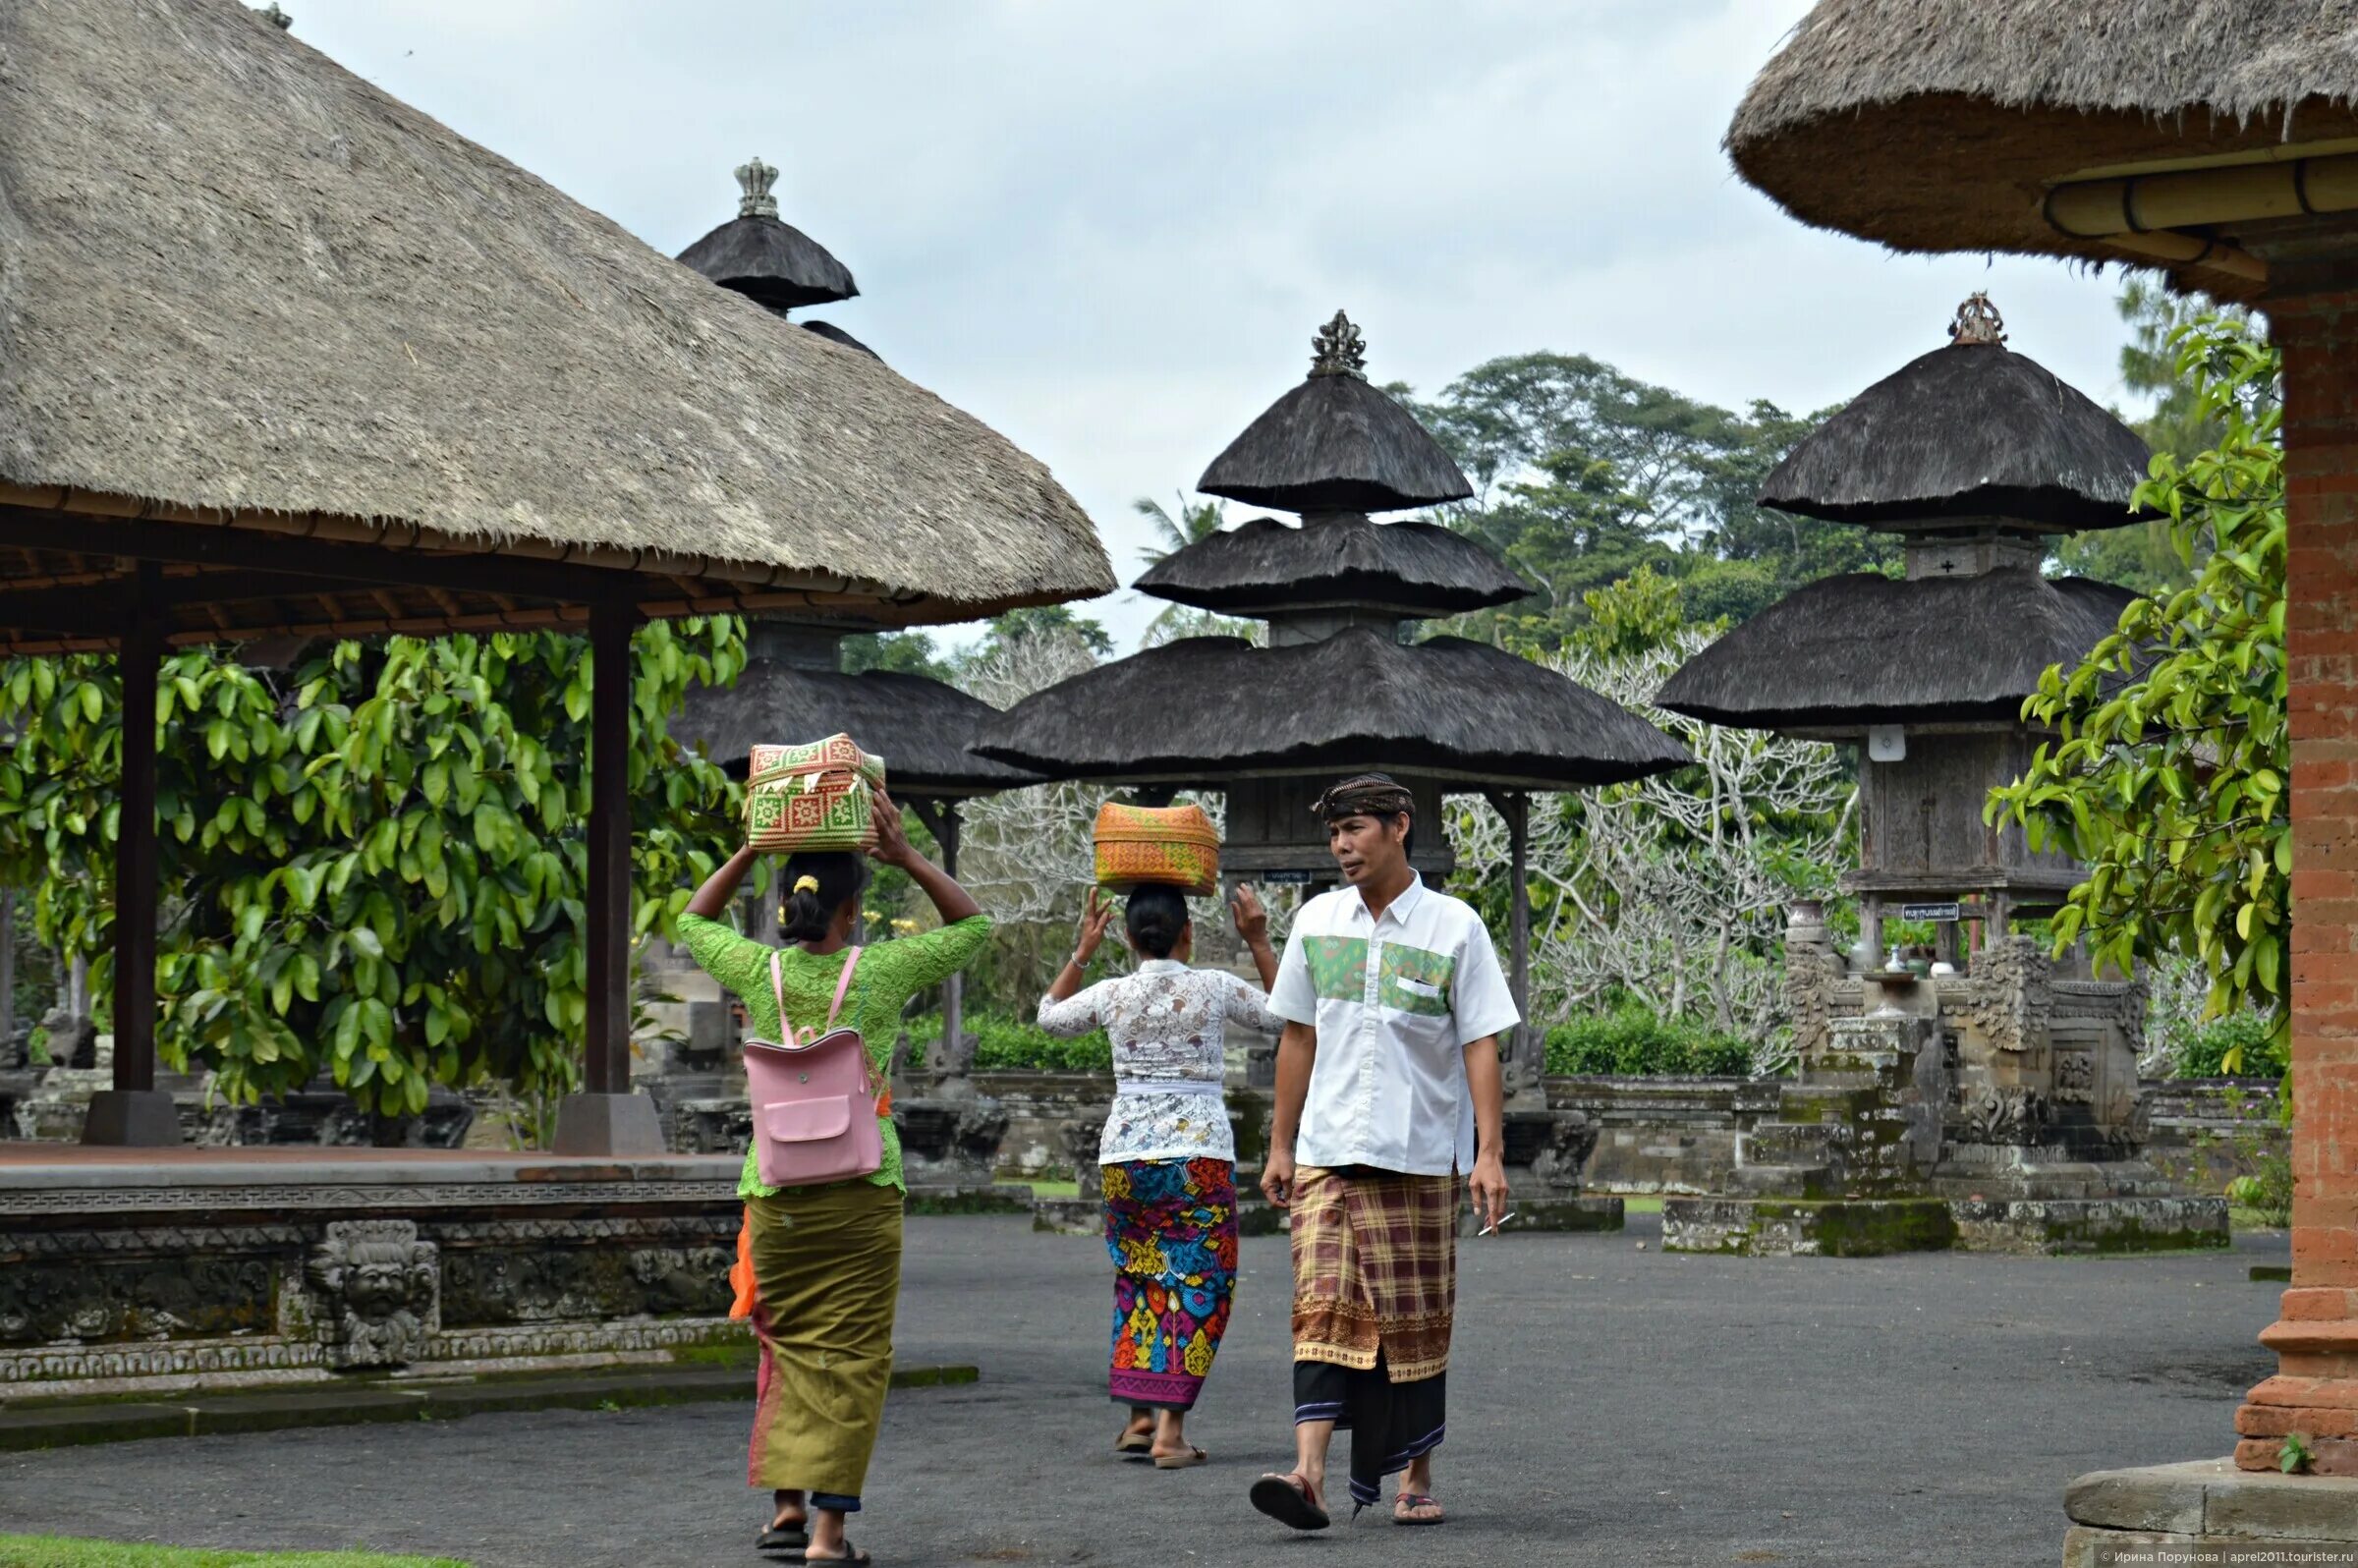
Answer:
[[1198, 313, 1474, 515], [0, 0, 1110, 652], [671, 661, 1037, 797], [1656, 569, 2138, 732], [1134, 513, 1531, 617], [676, 156, 860, 314], [1761, 299, 2151, 533], [800, 321, 882, 362], [1725, 1, 2358, 301], [972, 628, 1690, 790]]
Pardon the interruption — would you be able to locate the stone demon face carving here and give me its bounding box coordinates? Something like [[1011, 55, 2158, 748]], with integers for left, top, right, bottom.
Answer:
[[309, 1220, 437, 1370]]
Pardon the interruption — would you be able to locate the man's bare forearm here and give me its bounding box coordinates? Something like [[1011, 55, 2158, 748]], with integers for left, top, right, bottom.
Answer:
[[1463, 1035, 1505, 1162], [1269, 1021, 1318, 1155]]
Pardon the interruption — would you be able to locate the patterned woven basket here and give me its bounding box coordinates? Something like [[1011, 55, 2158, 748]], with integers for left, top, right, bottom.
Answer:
[[1093, 801, 1220, 895], [745, 735, 889, 853]]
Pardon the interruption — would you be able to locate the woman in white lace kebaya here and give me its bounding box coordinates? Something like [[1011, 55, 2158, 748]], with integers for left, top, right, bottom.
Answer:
[[1037, 882, 1280, 1468]]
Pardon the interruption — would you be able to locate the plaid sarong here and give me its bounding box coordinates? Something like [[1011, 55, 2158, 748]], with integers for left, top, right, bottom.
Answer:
[[1289, 1165, 1458, 1383]]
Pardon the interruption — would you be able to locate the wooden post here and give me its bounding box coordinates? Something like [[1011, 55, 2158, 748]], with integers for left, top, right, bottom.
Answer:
[[83, 563, 177, 1145], [550, 597, 663, 1155], [911, 798, 967, 1077]]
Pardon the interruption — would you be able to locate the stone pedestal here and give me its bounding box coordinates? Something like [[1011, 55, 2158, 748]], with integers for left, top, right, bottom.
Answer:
[[893, 1092, 1028, 1212], [549, 1092, 666, 1156], [80, 1090, 181, 1148], [2062, 1459, 2358, 1563]]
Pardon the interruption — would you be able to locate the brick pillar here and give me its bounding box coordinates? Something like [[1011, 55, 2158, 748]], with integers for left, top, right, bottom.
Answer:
[[2236, 285, 2358, 1475]]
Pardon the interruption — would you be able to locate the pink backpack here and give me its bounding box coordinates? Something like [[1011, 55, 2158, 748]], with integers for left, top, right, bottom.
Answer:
[[743, 946, 884, 1188]]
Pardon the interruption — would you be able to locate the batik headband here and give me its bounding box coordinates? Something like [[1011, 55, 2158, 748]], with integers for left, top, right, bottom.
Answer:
[[1311, 774, 1414, 822]]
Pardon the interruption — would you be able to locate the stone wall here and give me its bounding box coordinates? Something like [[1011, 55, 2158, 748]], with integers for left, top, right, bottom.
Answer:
[[0, 1153, 742, 1400]]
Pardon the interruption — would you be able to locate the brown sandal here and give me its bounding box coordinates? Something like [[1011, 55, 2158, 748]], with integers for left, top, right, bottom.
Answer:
[[1250, 1471, 1330, 1531], [1152, 1444, 1209, 1470]]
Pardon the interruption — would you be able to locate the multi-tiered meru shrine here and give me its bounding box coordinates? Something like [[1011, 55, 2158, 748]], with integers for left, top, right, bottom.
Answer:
[[977, 311, 1690, 1228], [1655, 296, 2229, 1256]]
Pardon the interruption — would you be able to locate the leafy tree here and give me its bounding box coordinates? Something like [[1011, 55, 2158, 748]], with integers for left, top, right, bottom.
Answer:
[[840, 629, 949, 680], [0, 621, 748, 1118], [1131, 492, 1240, 644], [1990, 316, 2285, 1066], [967, 605, 1113, 661]]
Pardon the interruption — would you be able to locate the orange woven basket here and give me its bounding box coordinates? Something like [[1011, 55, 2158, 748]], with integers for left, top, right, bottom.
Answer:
[[1092, 801, 1220, 895]]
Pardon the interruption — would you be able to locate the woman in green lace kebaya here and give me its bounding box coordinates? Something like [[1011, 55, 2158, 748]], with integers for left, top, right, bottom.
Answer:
[[678, 787, 989, 1567]]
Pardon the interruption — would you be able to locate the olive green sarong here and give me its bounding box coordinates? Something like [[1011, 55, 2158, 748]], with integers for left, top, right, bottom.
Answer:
[[745, 1177, 904, 1499]]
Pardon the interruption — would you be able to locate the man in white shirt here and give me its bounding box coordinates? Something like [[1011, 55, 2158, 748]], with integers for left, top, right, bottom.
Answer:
[[1247, 774, 1515, 1534]]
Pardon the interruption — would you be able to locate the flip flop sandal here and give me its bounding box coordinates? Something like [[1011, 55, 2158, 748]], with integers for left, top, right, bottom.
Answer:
[[1249, 1472, 1331, 1531], [1393, 1492, 1446, 1527], [1115, 1431, 1154, 1458], [757, 1521, 810, 1553], [1152, 1445, 1209, 1470], [802, 1546, 870, 1565]]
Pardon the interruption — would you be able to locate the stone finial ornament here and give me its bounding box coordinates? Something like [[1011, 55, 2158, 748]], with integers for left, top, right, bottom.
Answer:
[[256, 3, 292, 27], [735, 155, 780, 220], [1309, 309, 1368, 379], [1948, 291, 2007, 346]]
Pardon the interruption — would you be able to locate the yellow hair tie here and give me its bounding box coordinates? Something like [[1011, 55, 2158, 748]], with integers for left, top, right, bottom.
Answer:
[[793, 874, 820, 895]]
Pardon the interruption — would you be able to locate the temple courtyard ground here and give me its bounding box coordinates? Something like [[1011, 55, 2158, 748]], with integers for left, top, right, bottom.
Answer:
[[0, 1210, 2288, 1568]]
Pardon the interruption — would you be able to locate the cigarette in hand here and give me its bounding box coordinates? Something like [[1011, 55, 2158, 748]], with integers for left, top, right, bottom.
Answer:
[[1479, 1211, 1517, 1236]]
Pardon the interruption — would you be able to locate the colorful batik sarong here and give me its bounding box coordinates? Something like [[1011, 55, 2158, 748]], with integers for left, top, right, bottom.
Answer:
[[1288, 1164, 1459, 1510], [1102, 1155, 1239, 1411]]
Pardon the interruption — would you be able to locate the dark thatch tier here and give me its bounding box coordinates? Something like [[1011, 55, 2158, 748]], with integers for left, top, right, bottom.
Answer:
[[801, 320, 880, 361], [1134, 513, 1530, 617], [973, 627, 1690, 789], [1762, 338, 2151, 533], [1197, 322, 1473, 514], [1656, 569, 2138, 732], [672, 662, 1037, 796], [677, 215, 859, 313]]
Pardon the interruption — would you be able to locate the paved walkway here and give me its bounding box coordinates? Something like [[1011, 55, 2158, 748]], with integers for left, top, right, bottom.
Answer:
[[0, 1213, 2287, 1568]]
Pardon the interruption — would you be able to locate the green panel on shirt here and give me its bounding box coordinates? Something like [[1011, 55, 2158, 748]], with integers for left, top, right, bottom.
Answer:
[[1378, 943, 1456, 1017], [1304, 935, 1370, 1001]]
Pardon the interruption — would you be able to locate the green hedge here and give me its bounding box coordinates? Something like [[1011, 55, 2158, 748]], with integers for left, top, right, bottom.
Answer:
[[903, 1010, 1113, 1074], [1544, 1004, 1755, 1077], [2172, 1009, 2288, 1079]]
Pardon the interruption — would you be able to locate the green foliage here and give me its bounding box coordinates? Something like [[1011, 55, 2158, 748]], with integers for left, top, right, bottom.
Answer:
[[2172, 1009, 2288, 1080], [839, 629, 949, 680], [0, 622, 748, 1116], [1573, 564, 1688, 657], [2228, 1150, 2295, 1229], [971, 605, 1112, 660], [2278, 1430, 2316, 1476], [1543, 1002, 1756, 1077], [1397, 353, 1868, 651], [1990, 315, 2286, 1071], [906, 1008, 1112, 1073]]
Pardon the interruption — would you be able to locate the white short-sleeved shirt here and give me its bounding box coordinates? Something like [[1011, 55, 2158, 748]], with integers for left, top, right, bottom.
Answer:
[[1267, 874, 1521, 1176]]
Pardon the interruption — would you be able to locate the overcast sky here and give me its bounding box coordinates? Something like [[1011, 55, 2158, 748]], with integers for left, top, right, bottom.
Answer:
[[291, 1, 2143, 652]]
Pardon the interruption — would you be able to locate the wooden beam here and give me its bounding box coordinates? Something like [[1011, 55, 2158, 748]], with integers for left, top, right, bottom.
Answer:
[[0, 506, 601, 604]]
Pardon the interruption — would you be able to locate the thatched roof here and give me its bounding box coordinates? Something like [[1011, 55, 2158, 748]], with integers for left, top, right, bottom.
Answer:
[[676, 157, 860, 313], [1726, 0, 2358, 301], [1134, 513, 1531, 618], [0, 0, 1110, 650], [972, 628, 1690, 790], [671, 660, 1037, 796], [1197, 313, 1474, 515], [1656, 569, 2139, 732], [1762, 302, 2151, 533]]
